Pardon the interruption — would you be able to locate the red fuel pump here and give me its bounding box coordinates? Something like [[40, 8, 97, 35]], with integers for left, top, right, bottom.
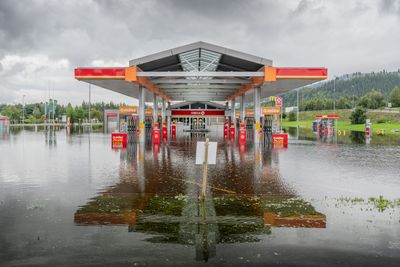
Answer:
[[162, 121, 168, 139], [152, 122, 161, 144], [229, 122, 235, 139], [224, 119, 229, 138], [238, 122, 246, 144], [171, 121, 177, 137]]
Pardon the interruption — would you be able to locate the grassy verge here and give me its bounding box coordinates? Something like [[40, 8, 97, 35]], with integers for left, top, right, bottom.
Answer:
[[282, 120, 400, 135], [282, 109, 400, 135]]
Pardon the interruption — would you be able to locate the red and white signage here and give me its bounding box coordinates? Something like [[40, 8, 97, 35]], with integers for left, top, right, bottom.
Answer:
[[171, 109, 225, 117], [275, 97, 282, 107]]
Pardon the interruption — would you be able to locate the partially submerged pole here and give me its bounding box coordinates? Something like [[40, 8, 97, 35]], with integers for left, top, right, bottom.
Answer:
[[201, 138, 209, 199]]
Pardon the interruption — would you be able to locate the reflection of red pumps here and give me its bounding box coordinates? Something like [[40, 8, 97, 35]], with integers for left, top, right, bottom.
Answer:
[[162, 126, 168, 139], [171, 122, 176, 136], [238, 123, 246, 144], [152, 122, 160, 144], [229, 123, 235, 139]]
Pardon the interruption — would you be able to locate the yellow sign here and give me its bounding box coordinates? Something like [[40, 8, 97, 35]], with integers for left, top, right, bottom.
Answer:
[[235, 109, 255, 117], [246, 109, 255, 117], [119, 105, 138, 114], [262, 106, 281, 115], [145, 108, 161, 116]]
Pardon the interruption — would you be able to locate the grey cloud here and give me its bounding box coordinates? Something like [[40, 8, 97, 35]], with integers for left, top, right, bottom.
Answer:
[[0, 0, 399, 104], [379, 0, 400, 14]]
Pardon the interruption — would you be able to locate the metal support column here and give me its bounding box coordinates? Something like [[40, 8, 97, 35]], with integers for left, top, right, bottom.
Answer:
[[138, 85, 146, 143], [240, 94, 245, 123], [161, 98, 166, 123], [232, 98, 236, 126], [254, 87, 261, 143], [153, 93, 158, 126], [167, 101, 171, 133]]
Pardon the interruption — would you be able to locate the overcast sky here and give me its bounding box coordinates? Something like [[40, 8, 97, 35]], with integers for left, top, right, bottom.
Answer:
[[0, 0, 399, 105]]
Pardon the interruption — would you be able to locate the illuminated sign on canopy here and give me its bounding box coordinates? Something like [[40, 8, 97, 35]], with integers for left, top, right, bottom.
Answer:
[[119, 106, 138, 114], [262, 106, 281, 115], [171, 109, 225, 117]]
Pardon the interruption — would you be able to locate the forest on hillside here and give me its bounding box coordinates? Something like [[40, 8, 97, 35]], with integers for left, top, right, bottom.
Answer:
[[281, 70, 400, 110], [0, 101, 123, 124]]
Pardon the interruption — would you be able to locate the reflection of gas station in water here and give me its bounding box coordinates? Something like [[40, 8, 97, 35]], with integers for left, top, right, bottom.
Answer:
[[74, 139, 326, 262]]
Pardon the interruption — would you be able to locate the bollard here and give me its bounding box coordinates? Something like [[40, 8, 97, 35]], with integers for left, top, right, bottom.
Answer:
[[162, 121, 168, 139]]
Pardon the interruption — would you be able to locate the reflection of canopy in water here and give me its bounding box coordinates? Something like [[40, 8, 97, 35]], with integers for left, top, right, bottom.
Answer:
[[75, 191, 326, 261], [75, 194, 326, 233]]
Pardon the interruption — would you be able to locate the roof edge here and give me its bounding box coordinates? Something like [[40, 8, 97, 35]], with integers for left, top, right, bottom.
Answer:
[[129, 41, 272, 67]]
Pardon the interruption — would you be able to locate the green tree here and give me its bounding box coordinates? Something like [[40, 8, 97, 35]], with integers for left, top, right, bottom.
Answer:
[[66, 104, 76, 123], [75, 107, 85, 122], [91, 109, 103, 122], [358, 90, 386, 109], [2, 105, 21, 123], [389, 86, 400, 107], [32, 106, 42, 119], [350, 106, 367, 124]]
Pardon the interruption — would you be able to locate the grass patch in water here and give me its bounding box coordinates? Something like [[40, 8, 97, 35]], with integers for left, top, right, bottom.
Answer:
[[143, 195, 185, 216], [214, 197, 263, 217], [76, 194, 136, 214], [368, 196, 393, 212], [263, 198, 323, 218]]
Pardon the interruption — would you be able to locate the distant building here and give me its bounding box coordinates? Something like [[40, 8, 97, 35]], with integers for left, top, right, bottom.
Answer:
[[285, 106, 298, 113]]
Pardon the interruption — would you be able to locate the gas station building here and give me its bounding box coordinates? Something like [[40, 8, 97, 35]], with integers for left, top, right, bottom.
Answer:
[[75, 41, 327, 143]]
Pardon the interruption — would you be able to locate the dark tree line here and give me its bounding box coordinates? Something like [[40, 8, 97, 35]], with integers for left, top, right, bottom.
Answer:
[[0, 101, 124, 124], [281, 70, 400, 110]]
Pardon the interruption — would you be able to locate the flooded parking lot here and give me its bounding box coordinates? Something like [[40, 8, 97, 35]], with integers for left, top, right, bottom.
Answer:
[[1, 127, 399, 266]]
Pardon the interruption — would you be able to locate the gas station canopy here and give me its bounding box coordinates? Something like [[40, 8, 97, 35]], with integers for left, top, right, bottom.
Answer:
[[75, 41, 327, 102]]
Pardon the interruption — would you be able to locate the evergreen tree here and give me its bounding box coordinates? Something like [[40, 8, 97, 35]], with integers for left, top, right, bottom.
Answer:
[[389, 86, 400, 107], [350, 107, 367, 124]]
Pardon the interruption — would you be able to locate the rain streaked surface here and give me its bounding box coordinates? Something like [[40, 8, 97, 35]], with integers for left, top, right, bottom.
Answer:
[[0, 127, 399, 266]]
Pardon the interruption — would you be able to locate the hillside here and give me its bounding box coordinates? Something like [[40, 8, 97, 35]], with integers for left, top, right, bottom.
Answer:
[[281, 70, 400, 107]]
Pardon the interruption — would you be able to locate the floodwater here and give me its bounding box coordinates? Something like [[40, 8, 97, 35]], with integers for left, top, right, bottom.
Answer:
[[0, 126, 399, 266]]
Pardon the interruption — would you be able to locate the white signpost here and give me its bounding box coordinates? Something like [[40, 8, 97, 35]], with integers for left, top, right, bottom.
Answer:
[[196, 138, 217, 199], [196, 140, 217, 165]]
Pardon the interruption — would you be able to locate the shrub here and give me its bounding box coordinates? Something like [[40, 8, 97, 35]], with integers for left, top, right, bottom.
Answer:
[[288, 112, 296, 121], [350, 106, 367, 124]]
